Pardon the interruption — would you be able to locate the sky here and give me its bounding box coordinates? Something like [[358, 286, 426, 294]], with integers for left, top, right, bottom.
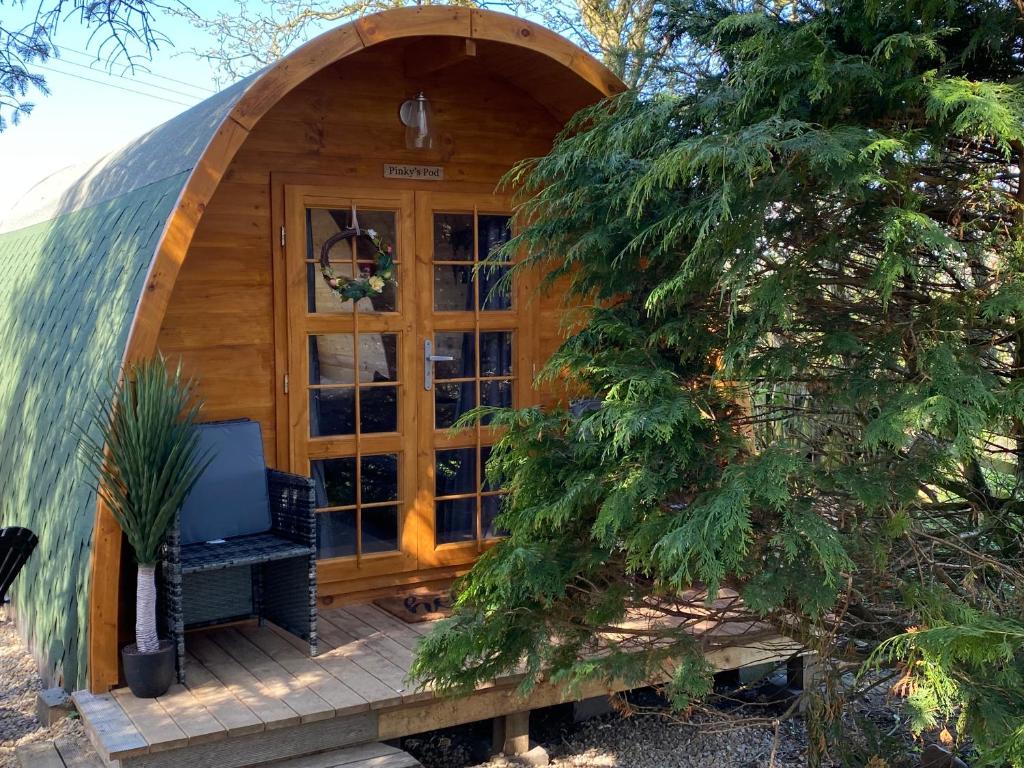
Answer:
[[0, 3, 561, 215], [0, 2, 246, 213]]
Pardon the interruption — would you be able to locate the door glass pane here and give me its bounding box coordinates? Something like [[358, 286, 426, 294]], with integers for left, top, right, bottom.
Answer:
[[312, 457, 357, 508], [361, 454, 399, 504], [310, 388, 355, 436], [479, 332, 512, 377], [307, 208, 355, 315], [306, 207, 399, 314], [358, 333, 398, 382], [434, 213, 474, 261], [481, 380, 512, 424], [435, 382, 475, 429], [435, 448, 476, 496], [310, 334, 398, 436], [312, 455, 399, 558], [356, 262, 398, 312], [434, 332, 475, 380], [317, 511, 356, 558], [436, 498, 476, 544], [309, 333, 397, 385], [310, 334, 354, 386], [363, 505, 399, 553], [360, 387, 397, 433], [482, 494, 506, 539], [478, 215, 512, 262], [308, 262, 356, 313], [434, 265, 474, 311], [480, 265, 511, 311], [356, 210, 399, 247]]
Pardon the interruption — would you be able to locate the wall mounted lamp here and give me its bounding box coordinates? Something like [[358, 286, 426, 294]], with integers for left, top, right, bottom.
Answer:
[[399, 91, 434, 150]]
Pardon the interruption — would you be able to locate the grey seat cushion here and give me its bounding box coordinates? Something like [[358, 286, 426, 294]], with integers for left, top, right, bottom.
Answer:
[[180, 420, 272, 546]]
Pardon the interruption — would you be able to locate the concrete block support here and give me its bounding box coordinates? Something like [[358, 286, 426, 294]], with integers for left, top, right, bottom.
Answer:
[[787, 652, 823, 711], [36, 687, 72, 727]]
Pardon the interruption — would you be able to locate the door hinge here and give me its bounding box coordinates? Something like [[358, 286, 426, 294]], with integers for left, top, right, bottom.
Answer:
[[280, 226, 286, 247], [283, 373, 289, 394]]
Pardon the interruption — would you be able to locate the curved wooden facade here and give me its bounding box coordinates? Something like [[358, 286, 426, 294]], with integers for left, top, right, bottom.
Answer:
[[0, 7, 623, 693]]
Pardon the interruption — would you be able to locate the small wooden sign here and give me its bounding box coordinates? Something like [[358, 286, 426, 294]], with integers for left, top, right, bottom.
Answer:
[[383, 163, 444, 181]]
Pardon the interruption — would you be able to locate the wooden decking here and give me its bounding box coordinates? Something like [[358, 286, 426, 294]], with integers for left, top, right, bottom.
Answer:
[[73, 602, 802, 768]]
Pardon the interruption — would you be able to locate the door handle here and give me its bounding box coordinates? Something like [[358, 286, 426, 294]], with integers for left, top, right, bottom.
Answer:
[[424, 339, 454, 390]]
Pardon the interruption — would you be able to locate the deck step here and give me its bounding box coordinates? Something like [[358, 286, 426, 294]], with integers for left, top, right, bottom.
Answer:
[[16, 737, 103, 767], [16, 739, 420, 768], [73, 688, 380, 768], [264, 742, 421, 767]]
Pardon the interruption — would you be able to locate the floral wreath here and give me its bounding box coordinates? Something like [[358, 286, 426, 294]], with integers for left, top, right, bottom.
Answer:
[[319, 213, 397, 301]]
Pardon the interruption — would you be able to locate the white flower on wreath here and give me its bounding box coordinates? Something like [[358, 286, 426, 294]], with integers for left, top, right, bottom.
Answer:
[[368, 275, 385, 292], [366, 228, 377, 239]]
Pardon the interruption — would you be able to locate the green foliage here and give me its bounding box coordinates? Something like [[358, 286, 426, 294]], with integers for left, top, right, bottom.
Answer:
[[413, 0, 1024, 764], [871, 611, 1024, 763], [79, 356, 208, 565]]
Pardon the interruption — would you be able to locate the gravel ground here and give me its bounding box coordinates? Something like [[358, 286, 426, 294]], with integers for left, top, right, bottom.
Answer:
[[404, 704, 810, 768], [0, 614, 88, 768], [511, 713, 807, 768]]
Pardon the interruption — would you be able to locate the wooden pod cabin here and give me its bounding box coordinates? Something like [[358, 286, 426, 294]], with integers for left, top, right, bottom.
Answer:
[[0, 7, 624, 694]]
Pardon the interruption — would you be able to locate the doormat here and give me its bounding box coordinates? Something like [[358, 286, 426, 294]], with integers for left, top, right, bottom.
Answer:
[[374, 588, 452, 623]]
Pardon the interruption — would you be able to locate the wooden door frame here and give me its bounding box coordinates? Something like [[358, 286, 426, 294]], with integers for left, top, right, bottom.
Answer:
[[282, 183, 419, 588], [274, 179, 538, 596], [413, 190, 538, 570]]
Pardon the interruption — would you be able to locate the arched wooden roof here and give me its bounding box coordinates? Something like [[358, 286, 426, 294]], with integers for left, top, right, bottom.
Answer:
[[0, 7, 620, 692], [121, 6, 624, 364]]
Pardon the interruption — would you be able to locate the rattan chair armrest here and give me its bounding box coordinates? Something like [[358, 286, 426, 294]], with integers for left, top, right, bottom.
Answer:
[[267, 468, 316, 547]]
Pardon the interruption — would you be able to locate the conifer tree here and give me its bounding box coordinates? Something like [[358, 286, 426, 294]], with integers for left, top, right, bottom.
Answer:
[[411, 0, 1024, 762]]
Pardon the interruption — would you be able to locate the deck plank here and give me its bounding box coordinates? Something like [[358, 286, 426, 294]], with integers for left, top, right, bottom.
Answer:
[[208, 629, 337, 723], [238, 625, 370, 716], [320, 608, 417, 667], [186, 630, 235, 666], [181, 655, 265, 737], [199, 665, 304, 727], [341, 604, 426, 653], [396, 612, 444, 637], [53, 737, 103, 768], [112, 688, 189, 752], [316, 615, 413, 698], [155, 683, 226, 745], [267, 621, 405, 706], [267, 741, 420, 768], [70, 690, 149, 760], [16, 742, 65, 768]]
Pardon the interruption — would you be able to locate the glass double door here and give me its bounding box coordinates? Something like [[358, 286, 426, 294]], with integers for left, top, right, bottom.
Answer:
[[284, 186, 532, 588]]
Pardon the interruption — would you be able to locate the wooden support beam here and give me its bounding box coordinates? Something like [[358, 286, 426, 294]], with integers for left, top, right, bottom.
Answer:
[[404, 37, 477, 78], [501, 711, 530, 756]]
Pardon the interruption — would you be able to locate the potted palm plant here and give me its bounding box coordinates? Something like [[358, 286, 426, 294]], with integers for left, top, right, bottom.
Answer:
[[81, 357, 208, 698]]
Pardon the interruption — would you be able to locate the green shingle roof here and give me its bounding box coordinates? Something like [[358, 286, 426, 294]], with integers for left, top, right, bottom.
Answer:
[[0, 76, 253, 691], [0, 174, 187, 688]]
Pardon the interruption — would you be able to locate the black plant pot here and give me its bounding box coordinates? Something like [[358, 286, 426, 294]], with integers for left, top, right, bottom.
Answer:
[[121, 640, 175, 698]]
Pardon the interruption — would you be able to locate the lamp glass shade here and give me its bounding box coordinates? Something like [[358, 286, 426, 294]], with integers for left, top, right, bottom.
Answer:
[[399, 92, 434, 150]]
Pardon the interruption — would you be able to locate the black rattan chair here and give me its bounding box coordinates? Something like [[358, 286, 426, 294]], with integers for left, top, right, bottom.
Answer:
[[0, 527, 38, 604], [162, 419, 317, 683]]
